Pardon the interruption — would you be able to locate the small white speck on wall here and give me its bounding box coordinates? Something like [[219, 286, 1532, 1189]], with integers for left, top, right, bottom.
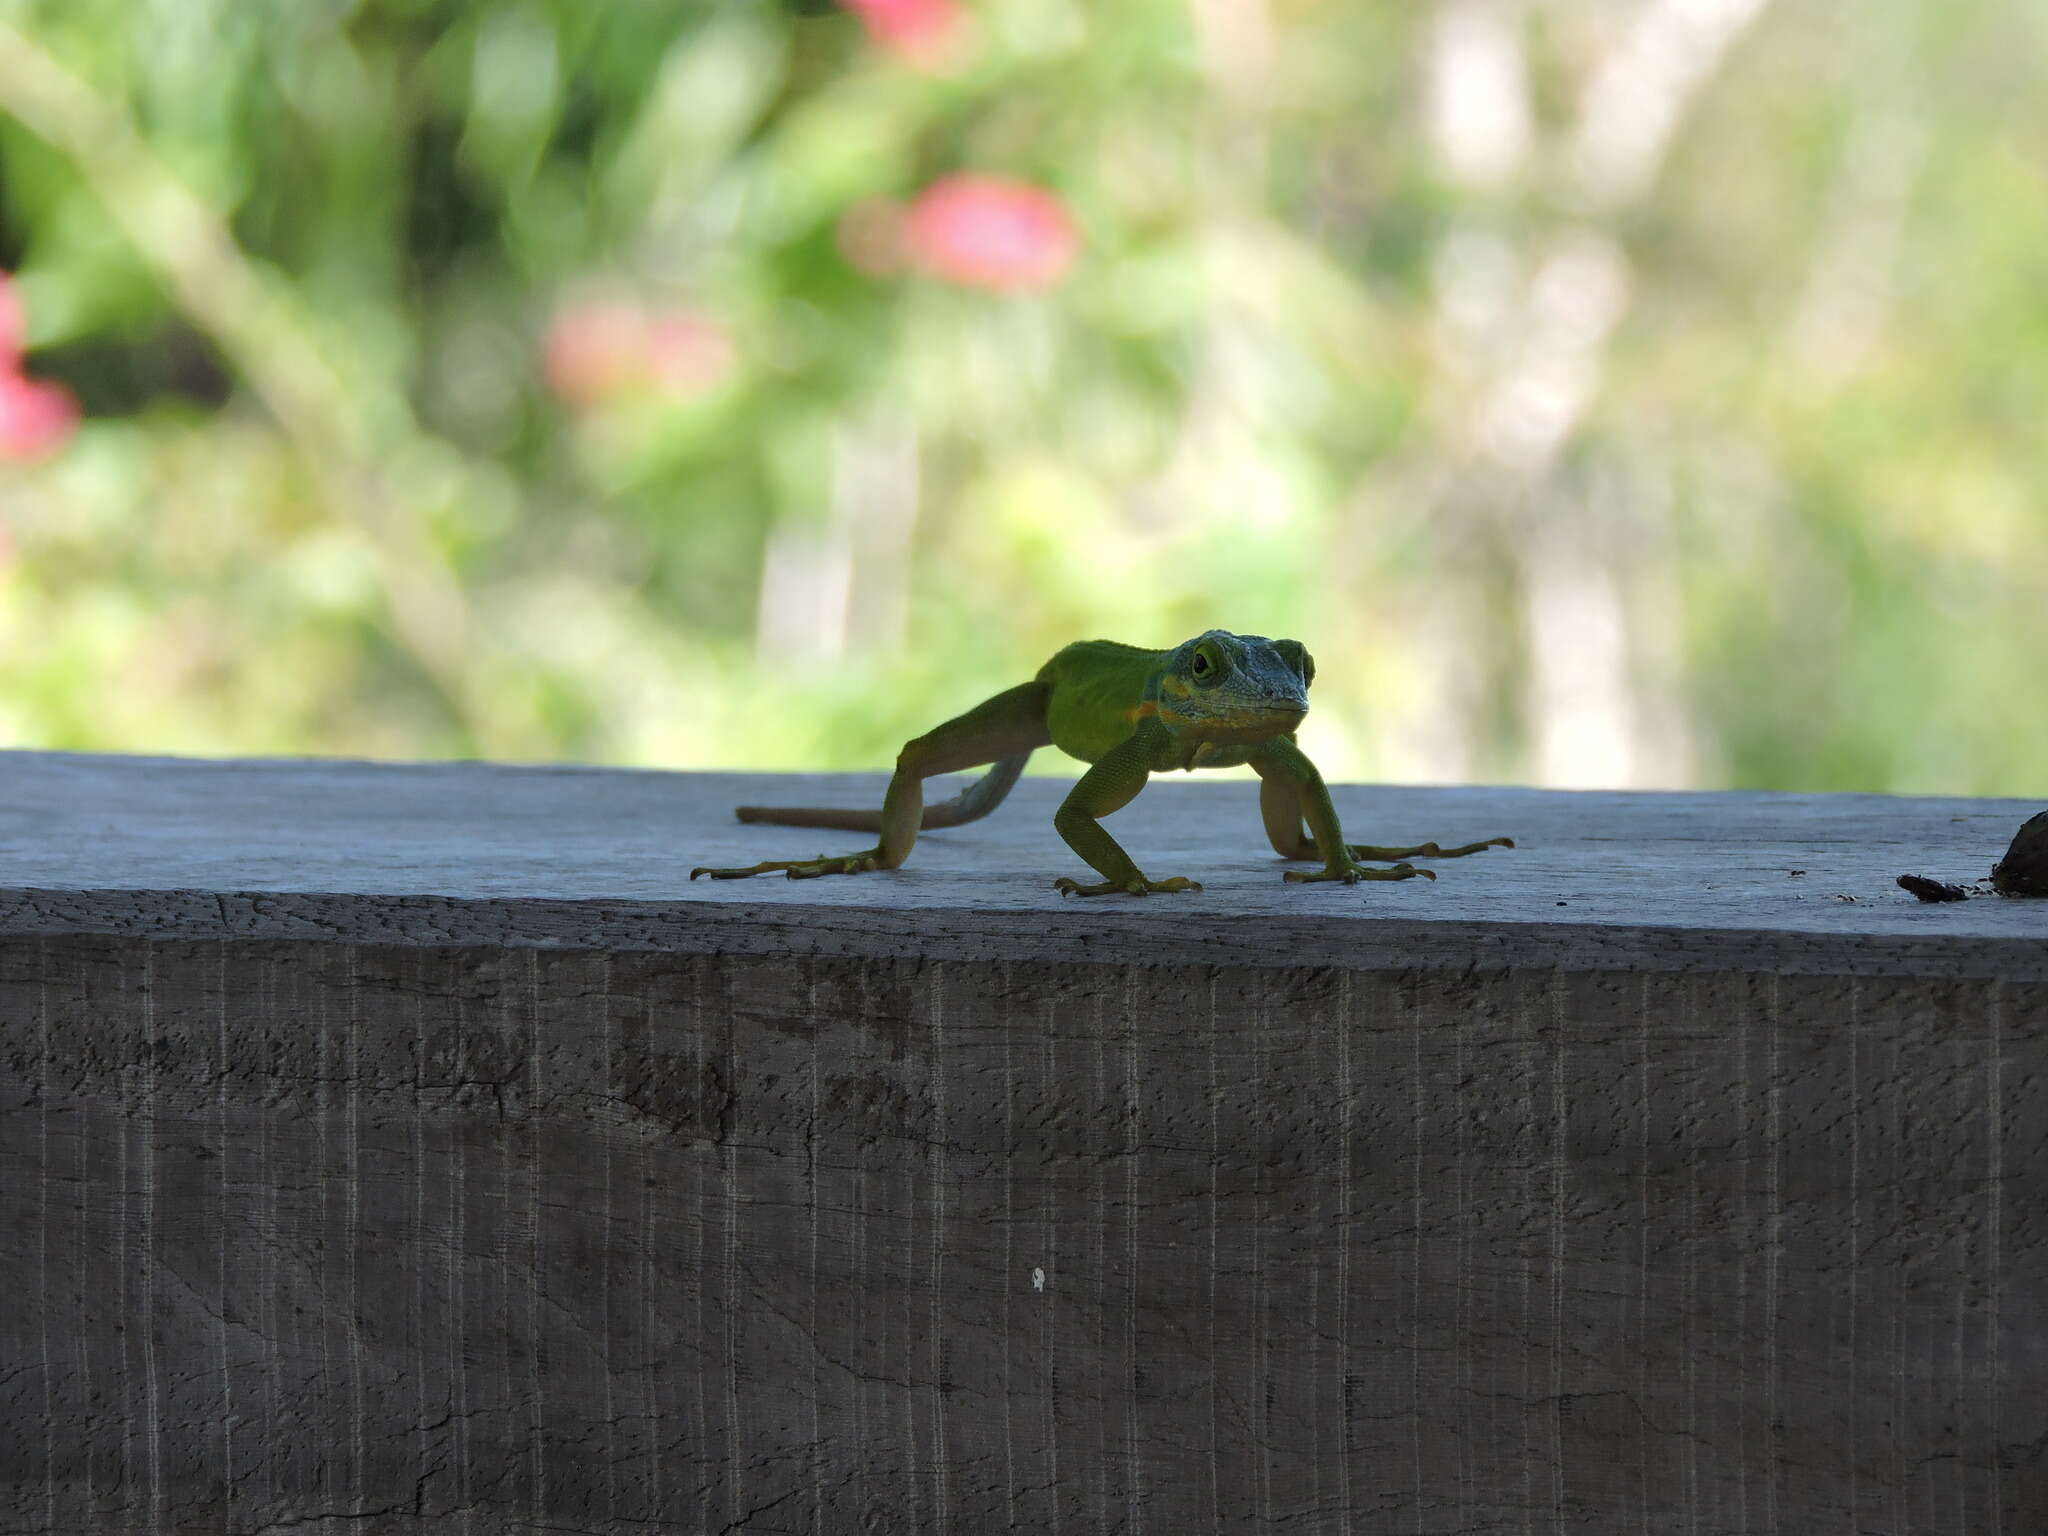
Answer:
[[1032, 1266, 1046, 1293]]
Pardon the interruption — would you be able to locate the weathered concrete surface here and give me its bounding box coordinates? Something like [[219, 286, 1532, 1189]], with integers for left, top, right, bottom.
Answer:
[[1, 750, 2044, 1534]]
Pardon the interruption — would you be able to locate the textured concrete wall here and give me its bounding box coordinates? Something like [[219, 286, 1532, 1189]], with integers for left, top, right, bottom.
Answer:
[[1, 753, 2045, 1533]]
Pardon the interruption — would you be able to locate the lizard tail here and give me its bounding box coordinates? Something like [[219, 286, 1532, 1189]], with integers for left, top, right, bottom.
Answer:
[[734, 752, 1033, 832]]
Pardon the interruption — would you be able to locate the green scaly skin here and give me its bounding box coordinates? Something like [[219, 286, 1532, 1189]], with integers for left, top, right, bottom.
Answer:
[[689, 630, 1515, 895]]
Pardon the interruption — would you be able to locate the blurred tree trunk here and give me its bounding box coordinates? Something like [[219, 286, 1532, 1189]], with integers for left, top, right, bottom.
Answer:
[[754, 418, 919, 664], [1367, 0, 1773, 788]]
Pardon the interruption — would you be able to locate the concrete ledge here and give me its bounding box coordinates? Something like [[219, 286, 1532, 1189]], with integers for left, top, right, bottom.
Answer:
[[1, 750, 2044, 1533]]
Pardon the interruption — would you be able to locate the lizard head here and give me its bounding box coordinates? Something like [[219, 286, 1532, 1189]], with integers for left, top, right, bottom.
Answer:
[[1147, 630, 1314, 744]]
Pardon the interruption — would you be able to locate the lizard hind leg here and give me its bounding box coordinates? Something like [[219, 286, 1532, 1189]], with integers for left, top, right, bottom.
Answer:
[[692, 682, 1052, 881]]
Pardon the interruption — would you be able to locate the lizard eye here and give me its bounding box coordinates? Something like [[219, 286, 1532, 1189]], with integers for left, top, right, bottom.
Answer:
[[1190, 649, 1213, 679]]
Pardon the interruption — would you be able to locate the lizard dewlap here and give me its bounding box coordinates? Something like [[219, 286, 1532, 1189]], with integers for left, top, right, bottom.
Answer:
[[691, 630, 1513, 896]]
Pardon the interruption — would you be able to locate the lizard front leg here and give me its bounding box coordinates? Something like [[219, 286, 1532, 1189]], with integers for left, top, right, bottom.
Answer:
[[1254, 748, 1512, 873], [1051, 723, 1201, 896], [1249, 739, 1439, 885], [690, 681, 1051, 880]]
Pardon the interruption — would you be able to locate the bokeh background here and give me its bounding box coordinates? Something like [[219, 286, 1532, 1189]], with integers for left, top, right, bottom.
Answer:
[[0, 0, 2042, 794]]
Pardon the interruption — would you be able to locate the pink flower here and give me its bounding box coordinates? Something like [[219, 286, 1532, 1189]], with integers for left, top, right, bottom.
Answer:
[[543, 301, 734, 410], [902, 175, 1078, 292], [0, 372, 81, 460], [644, 312, 737, 396], [0, 271, 80, 460], [839, 0, 966, 68], [543, 303, 650, 408]]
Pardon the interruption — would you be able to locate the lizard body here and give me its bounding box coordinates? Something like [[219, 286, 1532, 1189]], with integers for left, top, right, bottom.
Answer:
[[691, 629, 1512, 895]]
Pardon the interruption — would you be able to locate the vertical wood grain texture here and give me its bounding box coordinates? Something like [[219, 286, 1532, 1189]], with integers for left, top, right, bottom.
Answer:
[[2, 937, 2044, 1534]]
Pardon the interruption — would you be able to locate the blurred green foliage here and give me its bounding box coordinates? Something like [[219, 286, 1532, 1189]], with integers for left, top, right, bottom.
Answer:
[[0, 0, 2044, 794]]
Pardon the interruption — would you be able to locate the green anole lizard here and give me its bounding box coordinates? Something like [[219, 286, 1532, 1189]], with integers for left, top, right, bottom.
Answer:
[[691, 630, 1513, 896]]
